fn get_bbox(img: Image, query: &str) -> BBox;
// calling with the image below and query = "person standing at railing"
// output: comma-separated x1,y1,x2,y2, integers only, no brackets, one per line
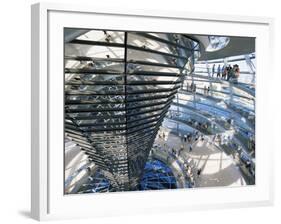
221,65,225,79
191,83,196,93
190,83,193,92
225,65,228,80
233,64,240,78
212,64,216,77
217,64,221,78
227,65,233,81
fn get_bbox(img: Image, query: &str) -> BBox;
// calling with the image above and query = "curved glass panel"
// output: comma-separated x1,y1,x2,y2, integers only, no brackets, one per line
140,160,177,190
206,36,230,52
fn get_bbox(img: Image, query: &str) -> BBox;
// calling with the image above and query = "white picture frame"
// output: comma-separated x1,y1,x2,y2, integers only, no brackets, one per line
31,2,274,221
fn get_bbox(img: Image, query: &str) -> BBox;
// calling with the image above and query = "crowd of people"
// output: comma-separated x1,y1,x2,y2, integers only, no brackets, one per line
184,63,241,96
212,63,240,81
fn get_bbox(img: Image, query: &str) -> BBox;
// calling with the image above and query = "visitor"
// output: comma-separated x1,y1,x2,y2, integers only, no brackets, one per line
201,134,204,141
190,83,193,92
189,144,193,152
226,65,230,80
197,168,202,177
217,134,222,145
221,65,225,79
204,85,207,95
180,145,184,154
188,134,192,143
158,133,162,139
227,65,233,81
233,64,240,83
212,64,215,77
87,167,91,174
217,64,221,78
